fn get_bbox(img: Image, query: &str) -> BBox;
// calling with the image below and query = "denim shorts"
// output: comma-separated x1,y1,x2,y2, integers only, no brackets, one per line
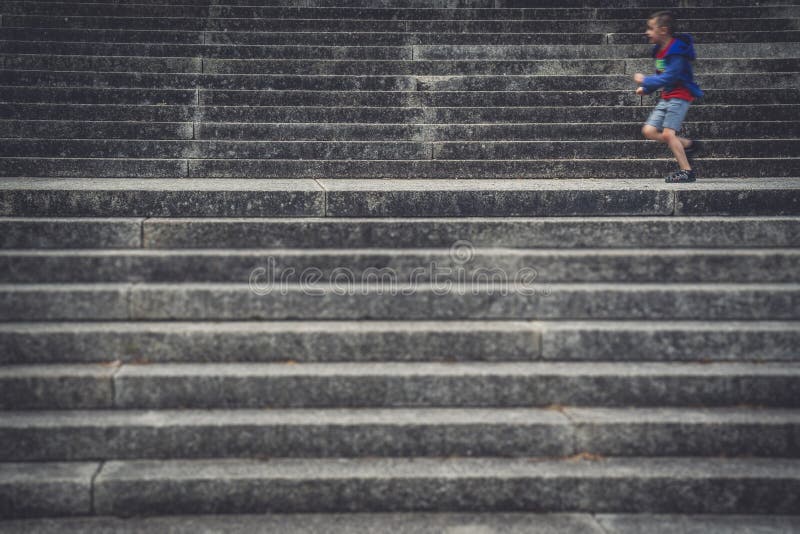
645,98,691,132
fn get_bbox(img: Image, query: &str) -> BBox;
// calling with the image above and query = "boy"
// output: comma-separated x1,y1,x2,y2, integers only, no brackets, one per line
633,11,704,183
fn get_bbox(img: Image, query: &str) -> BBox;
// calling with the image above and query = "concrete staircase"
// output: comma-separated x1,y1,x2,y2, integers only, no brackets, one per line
1,0,800,530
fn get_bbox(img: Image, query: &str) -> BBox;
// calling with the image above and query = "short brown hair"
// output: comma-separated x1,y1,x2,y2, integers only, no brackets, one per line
649,11,677,34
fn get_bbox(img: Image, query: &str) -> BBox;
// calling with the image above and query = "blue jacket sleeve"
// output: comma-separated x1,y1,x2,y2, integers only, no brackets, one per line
641,55,686,94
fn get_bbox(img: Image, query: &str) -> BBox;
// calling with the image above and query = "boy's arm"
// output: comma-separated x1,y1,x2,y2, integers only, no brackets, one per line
641,55,687,94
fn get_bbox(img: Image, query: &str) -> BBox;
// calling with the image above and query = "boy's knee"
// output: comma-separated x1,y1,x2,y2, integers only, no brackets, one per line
662,128,677,141
642,125,659,139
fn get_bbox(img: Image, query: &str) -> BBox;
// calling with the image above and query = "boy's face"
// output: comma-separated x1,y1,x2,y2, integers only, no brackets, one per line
645,18,670,45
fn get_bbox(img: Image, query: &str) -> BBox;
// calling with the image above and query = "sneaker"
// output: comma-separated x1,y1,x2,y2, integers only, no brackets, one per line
665,169,696,183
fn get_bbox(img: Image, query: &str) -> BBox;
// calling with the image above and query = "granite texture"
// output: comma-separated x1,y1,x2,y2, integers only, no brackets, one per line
0,283,129,321
4,514,800,533
112,361,800,409
567,407,800,457
2,407,798,461
0,178,325,217
0,42,414,60
0,513,607,533
0,463,97,518
0,218,142,249
0,364,116,410
2,249,796,283
0,320,540,364
0,408,572,461
141,217,800,248
596,514,800,534
92,457,800,514
540,321,800,361
124,283,800,321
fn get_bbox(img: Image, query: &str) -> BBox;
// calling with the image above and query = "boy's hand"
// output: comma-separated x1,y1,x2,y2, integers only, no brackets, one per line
636,87,645,95
634,73,645,84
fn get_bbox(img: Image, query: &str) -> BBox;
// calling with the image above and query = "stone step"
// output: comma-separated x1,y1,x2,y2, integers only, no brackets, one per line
2,320,798,365
416,43,800,60
0,157,188,178
4,55,799,75
0,119,195,139
203,120,797,141
0,71,417,90
435,139,800,159
4,214,800,250
171,6,800,20
4,178,800,217
376,105,800,124
2,407,799,461
2,41,798,60
540,321,800,363
0,28,207,44
2,249,798,284
81,457,800,515
0,218,143,248
3,71,795,91
2,361,800,409
197,89,800,107
192,158,800,179
4,15,797,33
12,0,799,6
598,515,800,534
0,462,96,518
1,282,798,321
0,320,542,364
1,514,799,534
0,139,441,159
3,88,799,107
4,3,799,20
0,363,117,409
0,457,797,517
0,54,207,73
6,87,194,107
2,139,797,160
6,157,797,179
4,119,799,141
0,28,601,45
417,74,800,91
1,2,212,17
137,215,800,247
609,30,800,44
3,27,799,46
207,59,798,75
2,157,799,178
0,104,196,121
0,42,416,60
2,103,796,124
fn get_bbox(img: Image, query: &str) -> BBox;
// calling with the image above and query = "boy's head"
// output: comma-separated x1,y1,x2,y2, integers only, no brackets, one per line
646,11,676,45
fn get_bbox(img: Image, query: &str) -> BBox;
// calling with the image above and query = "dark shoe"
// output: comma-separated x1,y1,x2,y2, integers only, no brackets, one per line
665,169,697,183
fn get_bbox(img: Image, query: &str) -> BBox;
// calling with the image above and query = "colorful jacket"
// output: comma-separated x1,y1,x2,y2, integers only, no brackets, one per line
641,33,704,98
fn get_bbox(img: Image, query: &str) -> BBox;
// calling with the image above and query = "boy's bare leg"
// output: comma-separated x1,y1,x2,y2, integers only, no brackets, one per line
641,125,692,169
662,128,691,170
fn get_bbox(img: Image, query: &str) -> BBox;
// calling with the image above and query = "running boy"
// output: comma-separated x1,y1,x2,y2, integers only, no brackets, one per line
633,11,704,183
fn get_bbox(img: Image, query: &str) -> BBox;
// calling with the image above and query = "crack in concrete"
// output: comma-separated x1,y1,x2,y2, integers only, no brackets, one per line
313,178,328,217
89,461,105,515
139,217,148,248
